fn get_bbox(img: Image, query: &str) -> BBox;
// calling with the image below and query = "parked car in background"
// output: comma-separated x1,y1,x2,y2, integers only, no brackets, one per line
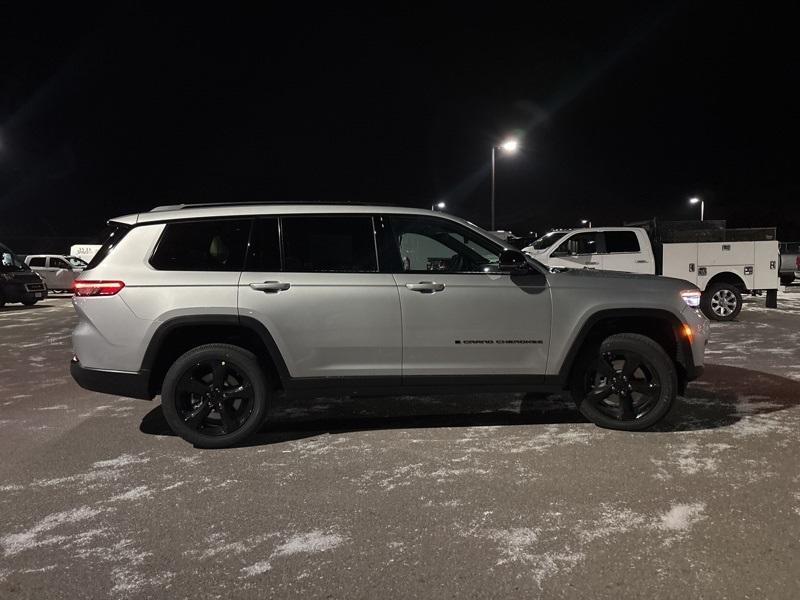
0,243,48,307
523,221,779,321
779,242,800,285
25,254,88,292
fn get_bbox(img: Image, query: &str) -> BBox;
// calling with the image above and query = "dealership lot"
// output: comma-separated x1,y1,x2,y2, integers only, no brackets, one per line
1,294,799,598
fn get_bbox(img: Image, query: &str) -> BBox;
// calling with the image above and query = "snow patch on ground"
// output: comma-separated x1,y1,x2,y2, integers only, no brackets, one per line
108,486,153,502
92,453,150,469
657,503,706,532
240,530,347,578
1,506,104,556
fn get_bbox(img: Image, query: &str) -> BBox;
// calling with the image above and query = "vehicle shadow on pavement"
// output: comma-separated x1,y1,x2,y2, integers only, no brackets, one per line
139,363,800,447
656,363,800,432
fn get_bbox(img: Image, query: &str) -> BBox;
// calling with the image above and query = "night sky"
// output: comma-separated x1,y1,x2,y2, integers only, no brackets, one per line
1,3,799,248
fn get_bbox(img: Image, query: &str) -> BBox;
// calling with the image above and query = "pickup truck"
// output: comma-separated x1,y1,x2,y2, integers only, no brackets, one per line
523,223,779,321
779,242,800,286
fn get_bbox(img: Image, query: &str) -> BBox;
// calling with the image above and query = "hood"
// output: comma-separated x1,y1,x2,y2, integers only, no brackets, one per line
547,267,695,291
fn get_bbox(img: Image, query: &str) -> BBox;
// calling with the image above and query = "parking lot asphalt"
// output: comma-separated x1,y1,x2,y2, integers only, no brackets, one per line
1,292,800,599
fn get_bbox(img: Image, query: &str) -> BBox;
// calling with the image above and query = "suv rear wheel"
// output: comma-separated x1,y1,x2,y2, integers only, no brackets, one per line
161,343,269,448
570,333,677,430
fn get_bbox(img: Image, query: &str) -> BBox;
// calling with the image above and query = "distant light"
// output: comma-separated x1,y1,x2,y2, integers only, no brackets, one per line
689,197,700,204
499,138,519,153
436,201,446,210
581,220,589,224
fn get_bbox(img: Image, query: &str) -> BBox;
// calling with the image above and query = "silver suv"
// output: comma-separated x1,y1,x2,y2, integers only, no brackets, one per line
70,203,710,448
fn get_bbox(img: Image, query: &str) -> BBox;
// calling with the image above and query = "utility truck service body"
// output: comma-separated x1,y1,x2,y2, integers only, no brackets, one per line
524,220,779,321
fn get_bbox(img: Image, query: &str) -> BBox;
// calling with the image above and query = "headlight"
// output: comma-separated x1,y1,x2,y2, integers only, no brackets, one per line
680,289,701,308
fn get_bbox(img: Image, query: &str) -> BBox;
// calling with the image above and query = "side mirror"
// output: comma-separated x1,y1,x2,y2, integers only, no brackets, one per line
499,249,529,273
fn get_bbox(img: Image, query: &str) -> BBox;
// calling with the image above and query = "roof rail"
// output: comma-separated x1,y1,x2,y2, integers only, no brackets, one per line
149,201,405,212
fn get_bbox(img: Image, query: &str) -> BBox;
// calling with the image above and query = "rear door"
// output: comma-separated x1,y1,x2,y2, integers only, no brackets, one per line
27,256,50,286
600,230,651,274
386,215,551,377
238,215,402,380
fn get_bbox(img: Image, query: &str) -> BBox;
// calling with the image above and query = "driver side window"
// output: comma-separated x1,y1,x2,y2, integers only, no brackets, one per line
389,217,502,273
554,232,599,256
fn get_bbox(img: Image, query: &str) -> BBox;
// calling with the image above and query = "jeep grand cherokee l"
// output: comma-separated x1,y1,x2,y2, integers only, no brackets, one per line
70,204,709,448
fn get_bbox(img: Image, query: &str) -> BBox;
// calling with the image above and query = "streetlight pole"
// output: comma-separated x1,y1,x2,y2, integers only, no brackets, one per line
491,146,496,230
689,197,704,221
490,137,519,231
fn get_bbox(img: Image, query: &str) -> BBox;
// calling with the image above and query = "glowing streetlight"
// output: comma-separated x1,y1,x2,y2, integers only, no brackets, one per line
581,219,592,228
491,137,520,230
689,197,704,221
431,201,446,211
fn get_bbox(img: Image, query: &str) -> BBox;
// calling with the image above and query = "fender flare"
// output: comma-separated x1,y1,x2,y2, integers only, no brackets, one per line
140,315,292,390
557,307,692,383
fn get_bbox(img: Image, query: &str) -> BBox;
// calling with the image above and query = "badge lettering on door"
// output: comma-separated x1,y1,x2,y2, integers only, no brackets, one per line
455,339,543,345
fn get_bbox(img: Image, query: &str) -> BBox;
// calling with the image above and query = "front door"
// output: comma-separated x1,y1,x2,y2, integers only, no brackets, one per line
386,215,551,377
238,215,402,380
547,231,601,270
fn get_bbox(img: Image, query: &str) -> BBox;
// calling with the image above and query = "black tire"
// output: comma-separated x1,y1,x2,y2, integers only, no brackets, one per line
780,275,795,286
22,299,38,306
700,282,742,321
570,333,677,431
0,293,5,308
161,343,269,448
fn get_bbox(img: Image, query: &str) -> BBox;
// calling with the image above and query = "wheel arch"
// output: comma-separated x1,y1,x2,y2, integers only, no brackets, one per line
558,308,693,393
141,315,290,396
705,271,748,291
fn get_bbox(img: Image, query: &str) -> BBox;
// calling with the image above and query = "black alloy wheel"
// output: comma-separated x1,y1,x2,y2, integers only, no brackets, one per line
175,359,255,436
580,349,662,422
161,344,269,448
571,333,676,431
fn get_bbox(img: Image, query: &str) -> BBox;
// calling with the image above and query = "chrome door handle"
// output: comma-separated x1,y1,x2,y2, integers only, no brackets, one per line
586,261,599,265
249,281,291,293
635,259,648,263
405,281,445,293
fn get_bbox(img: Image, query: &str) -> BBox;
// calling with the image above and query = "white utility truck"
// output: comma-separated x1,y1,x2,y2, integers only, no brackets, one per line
523,220,779,321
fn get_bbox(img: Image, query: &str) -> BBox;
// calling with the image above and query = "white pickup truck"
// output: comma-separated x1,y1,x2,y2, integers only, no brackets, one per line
523,223,779,321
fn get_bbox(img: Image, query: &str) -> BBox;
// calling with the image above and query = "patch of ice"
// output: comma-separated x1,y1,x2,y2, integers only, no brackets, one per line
241,560,272,576
36,404,70,411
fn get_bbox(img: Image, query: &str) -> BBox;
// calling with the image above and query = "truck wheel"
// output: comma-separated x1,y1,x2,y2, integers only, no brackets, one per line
161,343,269,448
701,282,742,321
780,275,795,286
22,299,38,306
570,333,676,431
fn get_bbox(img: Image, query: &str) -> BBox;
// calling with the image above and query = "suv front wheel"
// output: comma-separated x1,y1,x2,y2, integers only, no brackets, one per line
161,344,269,448
570,333,677,430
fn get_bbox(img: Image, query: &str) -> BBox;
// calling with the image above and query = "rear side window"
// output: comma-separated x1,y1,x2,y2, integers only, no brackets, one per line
29,257,46,267
150,219,250,271
51,257,71,269
85,223,131,270
245,218,281,271
604,231,640,253
282,216,377,272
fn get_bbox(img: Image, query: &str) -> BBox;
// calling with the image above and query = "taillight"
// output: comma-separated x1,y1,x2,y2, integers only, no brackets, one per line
72,280,125,296
796,256,800,269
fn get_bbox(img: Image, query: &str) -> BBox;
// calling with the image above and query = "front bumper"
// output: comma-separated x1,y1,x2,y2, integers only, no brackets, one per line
70,357,153,400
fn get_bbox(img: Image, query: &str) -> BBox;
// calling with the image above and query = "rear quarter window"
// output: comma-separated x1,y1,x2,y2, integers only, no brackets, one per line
85,224,132,270
150,219,251,271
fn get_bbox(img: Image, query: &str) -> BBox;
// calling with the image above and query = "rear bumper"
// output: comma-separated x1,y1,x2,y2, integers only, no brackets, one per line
1,283,48,303
70,358,153,400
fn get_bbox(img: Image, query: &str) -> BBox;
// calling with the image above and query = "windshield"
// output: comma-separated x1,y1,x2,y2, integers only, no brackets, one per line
67,256,89,268
530,231,567,250
0,244,30,272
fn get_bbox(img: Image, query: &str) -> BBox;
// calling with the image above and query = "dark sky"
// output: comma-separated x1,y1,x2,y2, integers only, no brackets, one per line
1,3,799,244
